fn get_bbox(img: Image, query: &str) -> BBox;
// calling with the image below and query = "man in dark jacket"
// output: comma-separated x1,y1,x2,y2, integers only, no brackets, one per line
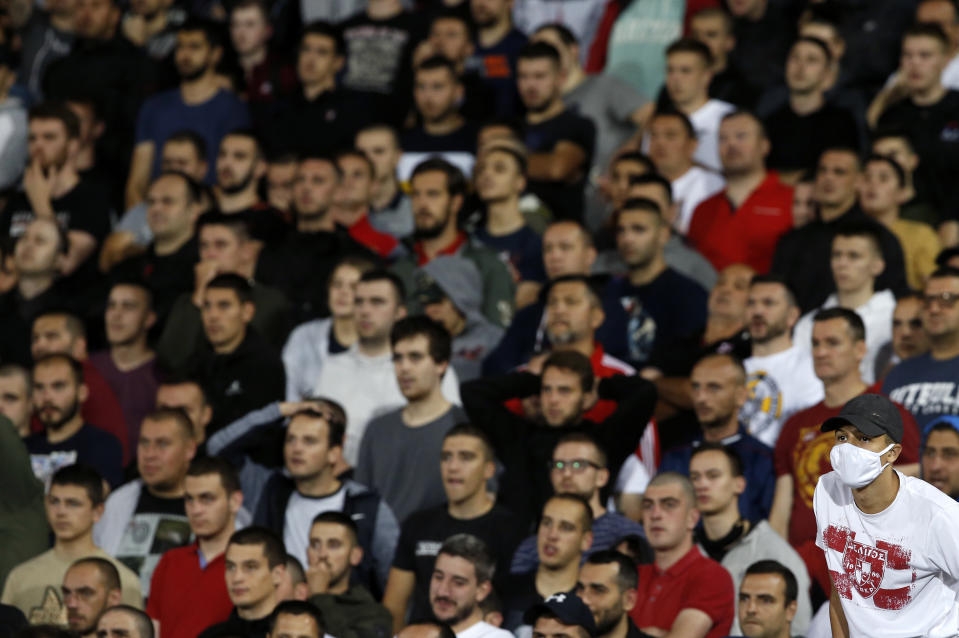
461,350,656,528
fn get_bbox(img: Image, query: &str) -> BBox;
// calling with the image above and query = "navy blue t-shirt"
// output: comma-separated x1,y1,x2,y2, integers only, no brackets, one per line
602,268,708,368
469,28,527,117
522,108,595,221
659,427,775,522
473,225,546,284
26,423,123,487
882,353,959,432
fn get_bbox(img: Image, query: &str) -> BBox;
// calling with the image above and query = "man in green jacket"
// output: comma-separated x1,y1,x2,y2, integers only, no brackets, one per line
306,511,392,638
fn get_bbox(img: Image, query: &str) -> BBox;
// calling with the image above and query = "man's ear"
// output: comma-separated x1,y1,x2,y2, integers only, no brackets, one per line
349,544,364,567
107,588,122,607
595,467,610,490
241,300,255,323
228,489,243,516
271,564,287,589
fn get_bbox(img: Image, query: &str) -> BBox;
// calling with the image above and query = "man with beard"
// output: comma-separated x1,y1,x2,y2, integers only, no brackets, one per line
25,355,123,488
214,130,267,215
94,409,197,596
740,275,823,446
462,344,656,528
1,103,111,285
922,418,959,501
356,316,466,524
516,42,594,221
391,158,514,328
399,56,477,181
89,281,160,452
602,197,708,370
125,18,250,208
576,551,645,638
471,0,527,117
62,558,123,638
429,534,512,638
658,353,773,522
686,111,793,274
303,512,392,638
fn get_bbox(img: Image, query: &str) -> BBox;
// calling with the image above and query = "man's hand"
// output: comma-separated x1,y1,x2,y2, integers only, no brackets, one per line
279,401,329,418
192,260,220,305
23,158,55,217
306,546,332,595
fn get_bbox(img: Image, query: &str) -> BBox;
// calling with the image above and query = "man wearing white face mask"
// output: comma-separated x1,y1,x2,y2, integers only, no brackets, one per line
814,393,959,638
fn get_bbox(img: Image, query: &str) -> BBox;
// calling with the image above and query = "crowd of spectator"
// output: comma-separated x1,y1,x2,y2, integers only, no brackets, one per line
2,0,959,636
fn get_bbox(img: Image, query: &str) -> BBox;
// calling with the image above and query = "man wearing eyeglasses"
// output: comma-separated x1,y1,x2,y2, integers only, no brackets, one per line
883,266,959,431
508,432,649,575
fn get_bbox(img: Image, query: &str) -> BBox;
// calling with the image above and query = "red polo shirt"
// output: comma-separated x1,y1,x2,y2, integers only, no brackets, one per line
147,542,232,638
687,171,793,273
630,546,734,638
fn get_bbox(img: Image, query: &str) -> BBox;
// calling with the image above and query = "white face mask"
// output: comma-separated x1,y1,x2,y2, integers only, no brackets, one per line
830,442,895,489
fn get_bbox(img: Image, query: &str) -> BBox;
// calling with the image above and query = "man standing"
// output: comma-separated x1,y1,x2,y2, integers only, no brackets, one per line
687,111,793,273
516,42,595,221
356,316,466,523
631,473,734,638
659,353,774,522
94,409,198,596
304,512,392,638
741,275,823,446
429,534,512,638
1,465,142,624
470,0,527,117
62,558,123,638
689,444,811,635
815,394,959,636
383,424,523,631
26,355,123,487
126,19,250,206
884,267,959,429
90,281,160,451
771,308,920,595
199,527,287,638
254,409,398,595
147,457,245,638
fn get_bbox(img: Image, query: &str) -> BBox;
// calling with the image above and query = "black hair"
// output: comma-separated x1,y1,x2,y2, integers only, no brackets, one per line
517,41,562,66
410,157,468,199
300,20,345,56
165,129,208,159
813,307,867,343
229,526,286,568
178,16,224,49
554,431,608,468
288,408,346,448
390,315,452,364
187,456,241,494
268,600,326,635
650,108,697,139
415,54,462,84
627,172,673,204
666,37,714,67
792,35,833,64
359,268,407,304
749,273,798,308
534,22,578,46
311,510,360,545
619,196,663,218
904,21,951,49
744,560,799,605
542,350,595,394
206,273,255,304
51,463,105,506
863,153,907,188
33,353,84,385
689,441,745,477
583,550,638,591
543,493,594,531
443,422,496,461
29,102,80,139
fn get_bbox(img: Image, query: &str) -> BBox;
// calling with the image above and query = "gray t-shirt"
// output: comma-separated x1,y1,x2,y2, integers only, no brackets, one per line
355,404,466,524
566,73,648,172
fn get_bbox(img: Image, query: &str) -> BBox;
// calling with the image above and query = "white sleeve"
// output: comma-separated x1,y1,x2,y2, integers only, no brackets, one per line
927,505,959,582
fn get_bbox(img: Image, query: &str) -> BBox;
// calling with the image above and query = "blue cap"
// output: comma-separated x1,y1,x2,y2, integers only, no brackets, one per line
924,415,959,439
524,593,597,637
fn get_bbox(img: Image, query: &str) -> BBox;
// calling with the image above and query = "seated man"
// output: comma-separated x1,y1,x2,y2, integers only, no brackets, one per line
62,558,123,637
736,561,803,638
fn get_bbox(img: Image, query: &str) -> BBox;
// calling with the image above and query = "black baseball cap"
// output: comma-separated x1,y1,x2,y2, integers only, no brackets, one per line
821,394,903,443
524,593,597,637
414,271,447,306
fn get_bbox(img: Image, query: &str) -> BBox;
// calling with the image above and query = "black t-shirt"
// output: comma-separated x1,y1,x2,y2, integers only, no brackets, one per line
112,236,198,325
503,573,576,630
267,88,373,157
135,489,186,515
878,90,959,216
765,102,860,173
401,122,478,154
522,108,595,221
393,504,525,623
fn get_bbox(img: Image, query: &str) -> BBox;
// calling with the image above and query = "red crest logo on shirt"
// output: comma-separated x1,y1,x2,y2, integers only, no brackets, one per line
841,540,887,598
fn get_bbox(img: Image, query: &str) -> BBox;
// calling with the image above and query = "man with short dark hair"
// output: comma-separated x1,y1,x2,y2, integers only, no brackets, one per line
97,605,155,638
922,417,959,500
147,457,246,638
576,551,641,638
689,444,811,635
90,281,160,451
229,0,296,122
883,267,959,430
874,292,930,379
332,149,401,259
356,316,467,523
737,561,800,638
254,409,399,596
0,364,33,437
2,465,141,624
26,355,124,488
193,273,285,433
94,409,198,596
267,600,326,638
687,111,793,274
305,512,392,638
516,41,595,221
383,424,523,632
126,19,250,207
62,558,123,637
631,473,734,637
356,124,412,238
392,158,515,328
199,526,287,638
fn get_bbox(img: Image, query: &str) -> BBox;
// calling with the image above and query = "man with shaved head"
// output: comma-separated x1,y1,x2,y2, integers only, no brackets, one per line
62,558,123,637
97,605,154,638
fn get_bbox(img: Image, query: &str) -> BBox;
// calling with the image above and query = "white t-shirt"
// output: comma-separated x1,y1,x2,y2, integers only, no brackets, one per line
283,486,347,570
689,99,735,172
457,620,514,638
742,344,824,447
814,470,959,637
671,165,725,235
792,290,896,385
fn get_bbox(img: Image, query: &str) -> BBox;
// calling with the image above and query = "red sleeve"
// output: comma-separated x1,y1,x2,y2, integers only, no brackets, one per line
686,559,735,637
774,416,797,477
897,405,921,464
81,364,131,465
585,0,623,73
146,553,167,620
